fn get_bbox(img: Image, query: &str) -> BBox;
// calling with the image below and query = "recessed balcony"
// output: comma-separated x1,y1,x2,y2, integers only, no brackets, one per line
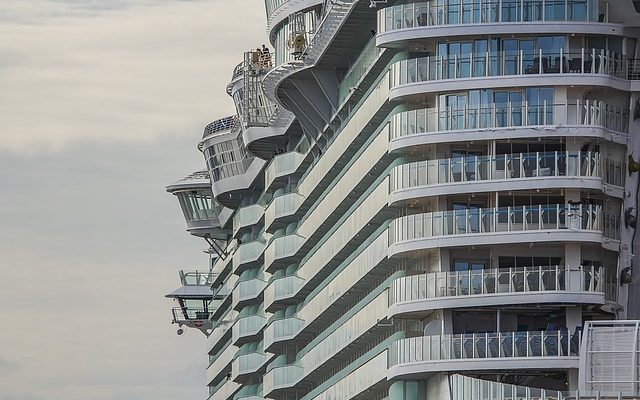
232,277,267,310
264,234,305,273
388,330,581,379
232,314,267,346
265,192,305,233
377,0,617,47
388,100,629,150
232,351,270,382
389,49,633,100
264,274,305,311
390,151,625,203
263,364,304,397
264,140,309,192
389,265,609,317
233,204,264,238
232,240,265,275
389,203,618,257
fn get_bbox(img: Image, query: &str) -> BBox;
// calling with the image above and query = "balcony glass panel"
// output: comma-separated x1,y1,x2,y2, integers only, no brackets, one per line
235,240,265,265
202,131,255,182
264,274,305,307
389,100,629,140
390,265,606,304
263,364,304,394
234,278,267,305
389,204,615,245
389,330,581,367
264,317,305,348
264,234,304,268
233,352,269,375
232,315,267,342
337,37,381,105
378,0,601,33
390,49,629,88
234,204,264,231
390,151,625,190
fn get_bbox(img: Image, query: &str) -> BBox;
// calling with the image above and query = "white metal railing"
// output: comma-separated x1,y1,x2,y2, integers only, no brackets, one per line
390,151,625,190
449,373,636,400
390,48,629,86
378,0,604,33
389,265,609,304
389,330,581,366
171,307,212,322
389,100,629,139
179,270,216,286
389,203,617,244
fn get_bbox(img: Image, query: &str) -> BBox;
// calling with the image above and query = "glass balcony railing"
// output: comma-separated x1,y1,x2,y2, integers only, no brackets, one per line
233,352,270,376
264,234,305,270
263,364,304,394
264,317,305,349
233,278,267,308
233,204,264,233
232,315,267,343
180,270,216,286
378,0,604,33
389,204,618,245
389,330,581,367
390,265,607,305
337,36,381,105
449,374,623,400
265,193,305,229
264,142,308,190
234,240,265,267
389,100,630,139
390,49,629,87
390,151,625,191
264,274,305,308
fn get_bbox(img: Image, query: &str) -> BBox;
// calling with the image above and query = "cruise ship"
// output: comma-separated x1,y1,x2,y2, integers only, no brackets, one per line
166,1,640,399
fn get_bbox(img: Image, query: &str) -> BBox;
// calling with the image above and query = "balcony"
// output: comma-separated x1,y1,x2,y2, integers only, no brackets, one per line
233,204,264,237
232,314,267,345
264,234,305,273
232,277,267,310
389,49,632,100
232,351,270,380
389,266,609,317
390,151,624,202
265,192,305,232
377,0,614,47
232,240,265,274
264,274,305,311
264,140,309,192
390,203,615,254
171,307,212,331
388,330,581,379
263,316,305,351
263,364,304,396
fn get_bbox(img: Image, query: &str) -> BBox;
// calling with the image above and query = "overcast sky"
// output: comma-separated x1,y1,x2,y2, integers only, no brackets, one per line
0,1,266,398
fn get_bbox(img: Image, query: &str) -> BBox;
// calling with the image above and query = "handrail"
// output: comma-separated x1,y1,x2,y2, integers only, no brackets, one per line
389,100,630,138
389,329,581,366
389,265,607,304
180,270,216,286
171,307,212,321
390,151,625,190
390,48,630,86
378,0,604,33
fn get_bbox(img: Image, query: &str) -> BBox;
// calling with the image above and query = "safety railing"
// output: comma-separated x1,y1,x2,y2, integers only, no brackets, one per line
263,364,304,394
234,240,266,266
264,274,305,307
264,234,305,270
171,307,212,322
264,317,305,348
389,330,581,366
232,314,267,343
448,374,636,400
233,204,264,234
179,270,216,286
233,278,267,307
389,265,605,304
337,36,381,104
390,151,625,190
390,49,629,86
389,100,629,139
378,0,604,33
233,352,270,376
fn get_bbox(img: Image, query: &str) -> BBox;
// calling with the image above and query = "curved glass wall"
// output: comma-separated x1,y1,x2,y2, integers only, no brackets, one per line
378,0,603,33
390,49,628,87
202,129,255,182
389,265,608,304
273,10,319,66
176,191,222,223
389,330,581,367
389,203,610,244
390,151,625,190
389,100,629,140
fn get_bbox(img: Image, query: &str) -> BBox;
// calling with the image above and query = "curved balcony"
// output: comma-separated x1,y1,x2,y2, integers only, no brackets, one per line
388,330,581,379
264,316,305,351
264,274,305,311
377,0,617,48
232,351,270,381
389,266,608,317
232,314,267,346
232,278,267,310
265,192,305,232
390,151,625,203
388,100,629,150
232,240,266,274
263,364,304,397
264,234,305,273
266,0,322,42
389,49,631,100
389,204,614,257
